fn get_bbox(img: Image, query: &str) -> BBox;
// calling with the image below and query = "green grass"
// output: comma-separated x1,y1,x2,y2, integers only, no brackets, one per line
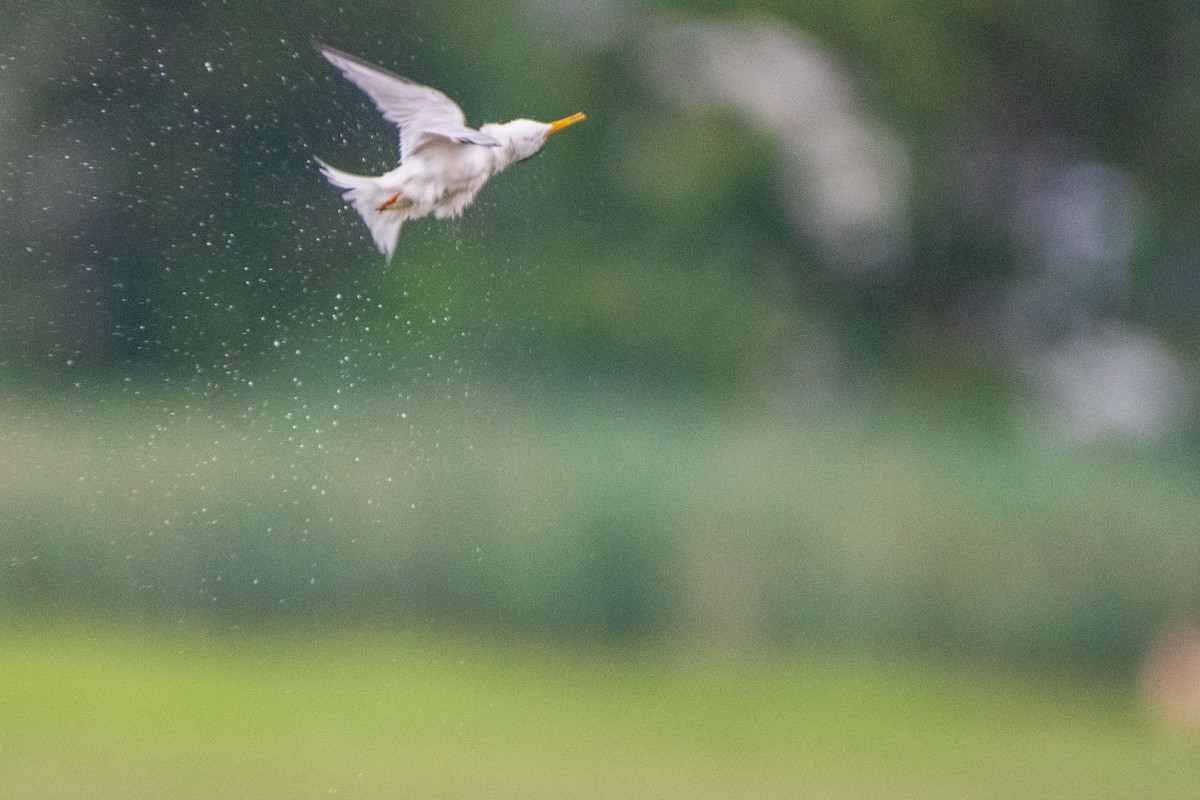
2,620,1198,799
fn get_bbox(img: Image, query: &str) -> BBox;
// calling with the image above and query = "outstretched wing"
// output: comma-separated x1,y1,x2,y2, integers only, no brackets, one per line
313,40,499,161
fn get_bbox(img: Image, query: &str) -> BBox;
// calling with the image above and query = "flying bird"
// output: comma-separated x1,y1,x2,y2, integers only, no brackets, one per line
312,40,586,262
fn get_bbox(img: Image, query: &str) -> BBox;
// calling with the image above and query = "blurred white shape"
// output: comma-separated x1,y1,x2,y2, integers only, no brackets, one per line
639,15,910,273
957,140,1183,440
964,144,1190,441
1034,324,1189,442
517,0,635,49
961,143,1143,342
1028,161,1136,275
1003,153,1139,336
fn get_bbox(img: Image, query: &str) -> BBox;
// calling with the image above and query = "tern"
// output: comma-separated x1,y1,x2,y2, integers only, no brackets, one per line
312,40,586,262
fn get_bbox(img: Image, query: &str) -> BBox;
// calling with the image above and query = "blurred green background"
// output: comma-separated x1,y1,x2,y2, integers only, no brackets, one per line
3,1,1200,796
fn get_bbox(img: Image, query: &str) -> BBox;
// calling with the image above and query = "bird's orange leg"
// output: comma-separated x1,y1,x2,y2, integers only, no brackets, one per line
378,192,403,212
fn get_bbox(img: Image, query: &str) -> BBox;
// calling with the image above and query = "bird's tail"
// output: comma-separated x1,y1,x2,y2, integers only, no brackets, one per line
313,157,404,263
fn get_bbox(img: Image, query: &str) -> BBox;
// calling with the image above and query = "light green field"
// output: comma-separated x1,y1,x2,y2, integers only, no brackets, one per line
2,621,1197,799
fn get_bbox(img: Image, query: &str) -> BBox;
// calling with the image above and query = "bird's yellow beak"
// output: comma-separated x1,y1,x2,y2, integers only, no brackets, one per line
546,112,586,136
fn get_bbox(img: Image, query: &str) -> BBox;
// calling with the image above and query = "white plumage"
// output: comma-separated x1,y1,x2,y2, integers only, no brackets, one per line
313,41,585,262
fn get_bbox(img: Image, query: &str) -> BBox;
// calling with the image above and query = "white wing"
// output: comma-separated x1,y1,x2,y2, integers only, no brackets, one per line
313,40,499,161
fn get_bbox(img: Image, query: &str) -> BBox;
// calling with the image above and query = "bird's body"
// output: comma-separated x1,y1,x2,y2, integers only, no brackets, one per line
313,41,585,261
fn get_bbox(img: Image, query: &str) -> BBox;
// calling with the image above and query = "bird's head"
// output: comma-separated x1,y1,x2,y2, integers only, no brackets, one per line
489,113,586,162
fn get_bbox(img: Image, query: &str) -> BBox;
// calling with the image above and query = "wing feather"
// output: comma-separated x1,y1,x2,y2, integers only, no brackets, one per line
313,40,499,160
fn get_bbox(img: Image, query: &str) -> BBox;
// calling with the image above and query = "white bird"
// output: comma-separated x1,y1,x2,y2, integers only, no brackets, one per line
312,41,586,262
